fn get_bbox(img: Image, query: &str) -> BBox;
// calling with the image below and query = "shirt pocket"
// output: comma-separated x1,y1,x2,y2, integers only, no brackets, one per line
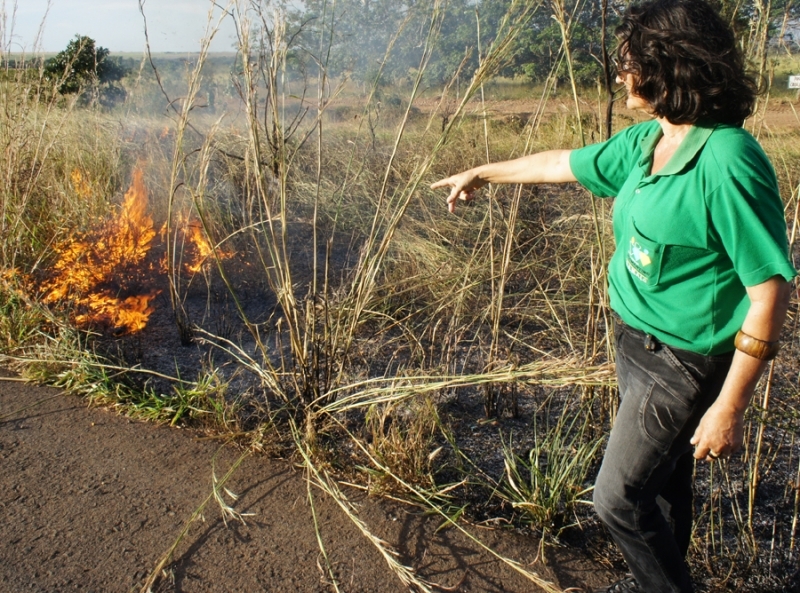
625,218,664,288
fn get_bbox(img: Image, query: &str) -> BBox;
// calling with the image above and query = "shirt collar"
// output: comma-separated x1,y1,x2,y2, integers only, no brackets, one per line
637,120,716,177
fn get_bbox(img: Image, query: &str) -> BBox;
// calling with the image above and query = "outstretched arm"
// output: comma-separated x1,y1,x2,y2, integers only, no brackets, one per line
430,149,576,213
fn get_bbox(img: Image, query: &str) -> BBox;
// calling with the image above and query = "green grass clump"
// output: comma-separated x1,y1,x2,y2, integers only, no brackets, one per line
499,398,603,538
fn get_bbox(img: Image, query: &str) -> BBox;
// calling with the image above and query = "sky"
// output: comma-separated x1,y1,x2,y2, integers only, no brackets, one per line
8,0,241,54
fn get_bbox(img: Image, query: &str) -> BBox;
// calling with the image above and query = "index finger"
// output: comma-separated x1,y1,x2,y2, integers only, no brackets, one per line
430,178,453,190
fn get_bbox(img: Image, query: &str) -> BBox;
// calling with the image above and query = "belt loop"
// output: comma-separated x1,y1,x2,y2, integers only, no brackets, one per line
644,334,658,352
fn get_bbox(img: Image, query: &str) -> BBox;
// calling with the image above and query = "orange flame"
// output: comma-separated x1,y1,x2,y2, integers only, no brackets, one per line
42,168,160,334
186,220,232,274
70,169,93,200
74,293,158,333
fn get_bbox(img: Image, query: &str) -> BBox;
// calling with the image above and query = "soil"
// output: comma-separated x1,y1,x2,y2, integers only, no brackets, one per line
0,373,617,593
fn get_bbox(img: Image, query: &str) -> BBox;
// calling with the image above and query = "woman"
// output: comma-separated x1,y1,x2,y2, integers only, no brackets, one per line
431,1,796,592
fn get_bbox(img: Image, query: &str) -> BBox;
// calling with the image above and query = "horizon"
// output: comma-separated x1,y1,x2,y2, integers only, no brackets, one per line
9,0,240,54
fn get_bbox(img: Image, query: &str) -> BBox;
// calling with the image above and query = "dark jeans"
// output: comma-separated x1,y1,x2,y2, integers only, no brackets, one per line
594,318,733,593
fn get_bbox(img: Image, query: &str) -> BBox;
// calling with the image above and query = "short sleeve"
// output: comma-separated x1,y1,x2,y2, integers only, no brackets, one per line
569,121,655,197
707,175,797,286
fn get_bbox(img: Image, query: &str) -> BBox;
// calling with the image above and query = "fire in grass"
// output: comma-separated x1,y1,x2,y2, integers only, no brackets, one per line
175,214,233,275
41,168,161,334
41,168,235,335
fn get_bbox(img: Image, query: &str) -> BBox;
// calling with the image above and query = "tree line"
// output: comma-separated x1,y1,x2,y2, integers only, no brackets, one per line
286,0,800,86
35,0,800,110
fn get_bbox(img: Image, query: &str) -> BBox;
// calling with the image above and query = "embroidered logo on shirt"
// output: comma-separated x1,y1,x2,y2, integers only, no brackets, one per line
627,236,652,283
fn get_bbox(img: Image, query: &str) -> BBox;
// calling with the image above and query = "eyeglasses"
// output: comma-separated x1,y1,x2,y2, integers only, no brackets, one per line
612,56,635,74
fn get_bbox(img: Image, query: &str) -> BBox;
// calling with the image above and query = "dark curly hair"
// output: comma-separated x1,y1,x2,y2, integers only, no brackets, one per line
615,0,757,126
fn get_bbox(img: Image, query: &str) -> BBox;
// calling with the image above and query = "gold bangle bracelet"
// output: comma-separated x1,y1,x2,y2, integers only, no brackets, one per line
734,330,781,361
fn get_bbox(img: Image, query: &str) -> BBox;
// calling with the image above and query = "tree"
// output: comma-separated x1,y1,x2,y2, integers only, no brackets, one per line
44,35,127,105
290,0,421,82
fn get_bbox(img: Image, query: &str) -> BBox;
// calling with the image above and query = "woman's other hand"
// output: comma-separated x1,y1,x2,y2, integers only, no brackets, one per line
690,276,792,461
690,402,745,461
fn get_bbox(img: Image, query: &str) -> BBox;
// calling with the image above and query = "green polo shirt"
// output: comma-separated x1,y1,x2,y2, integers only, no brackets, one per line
570,119,796,355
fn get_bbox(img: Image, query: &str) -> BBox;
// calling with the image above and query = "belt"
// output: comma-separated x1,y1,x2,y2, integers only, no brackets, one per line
612,314,733,367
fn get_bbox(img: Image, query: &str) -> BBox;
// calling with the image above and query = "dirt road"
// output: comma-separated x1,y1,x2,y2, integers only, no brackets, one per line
0,376,612,592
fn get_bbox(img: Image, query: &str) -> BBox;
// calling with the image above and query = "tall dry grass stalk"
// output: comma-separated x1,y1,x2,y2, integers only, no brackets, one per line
139,0,234,344
552,0,612,369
